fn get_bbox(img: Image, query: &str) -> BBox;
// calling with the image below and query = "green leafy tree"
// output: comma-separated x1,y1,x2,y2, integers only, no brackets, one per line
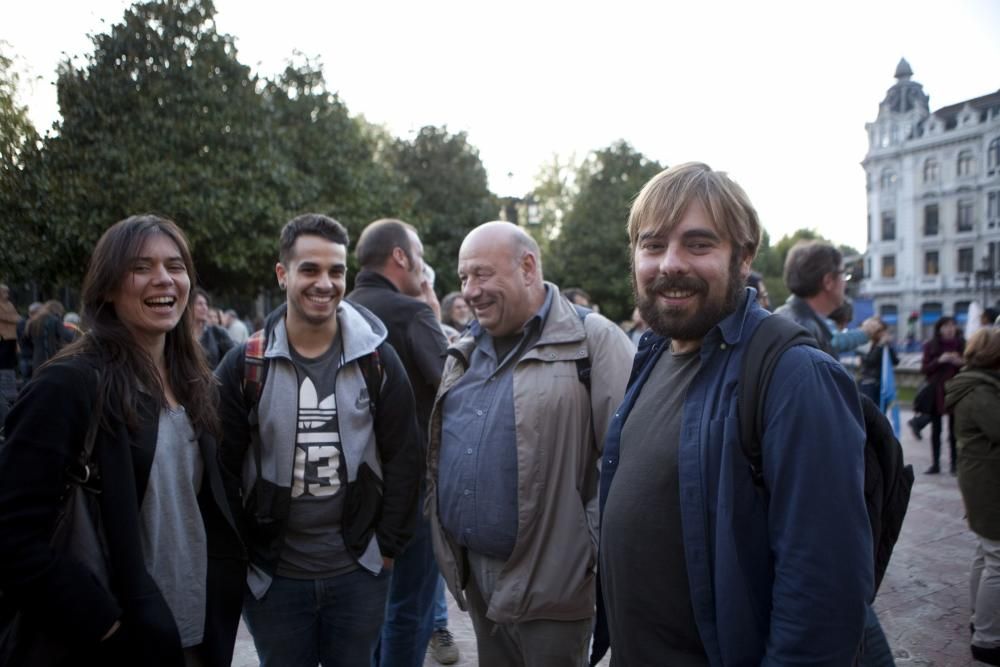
389,126,496,294
526,153,578,259
260,57,405,246
18,0,296,292
549,140,663,323
0,44,41,285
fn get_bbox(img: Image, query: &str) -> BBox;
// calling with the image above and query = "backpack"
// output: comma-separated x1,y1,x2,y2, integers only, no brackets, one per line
242,328,383,417
737,314,914,593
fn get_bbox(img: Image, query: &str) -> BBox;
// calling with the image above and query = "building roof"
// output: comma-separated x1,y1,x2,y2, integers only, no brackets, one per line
931,89,1000,127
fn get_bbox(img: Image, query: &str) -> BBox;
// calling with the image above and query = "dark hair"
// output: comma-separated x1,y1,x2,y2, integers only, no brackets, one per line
783,241,842,298
440,291,465,328
59,214,219,437
192,287,211,306
279,214,350,265
562,288,591,306
983,307,1000,325
827,299,854,329
27,299,65,337
355,219,414,270
932,315,959,342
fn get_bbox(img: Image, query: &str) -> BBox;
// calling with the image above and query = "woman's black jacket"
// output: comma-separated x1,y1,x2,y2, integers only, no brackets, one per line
0,353,246,666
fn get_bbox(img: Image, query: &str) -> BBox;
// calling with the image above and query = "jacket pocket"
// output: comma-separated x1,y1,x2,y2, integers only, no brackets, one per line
344,463,383,558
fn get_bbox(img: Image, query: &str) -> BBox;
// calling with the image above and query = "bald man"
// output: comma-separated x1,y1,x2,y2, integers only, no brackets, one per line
425,222,634,666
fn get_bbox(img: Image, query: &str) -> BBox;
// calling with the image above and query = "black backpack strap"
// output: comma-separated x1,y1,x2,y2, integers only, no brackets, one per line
737,315,818,488
572,304,592,392
356,346,383,419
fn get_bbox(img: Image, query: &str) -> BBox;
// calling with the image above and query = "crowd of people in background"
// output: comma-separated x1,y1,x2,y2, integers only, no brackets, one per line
0,162,998,667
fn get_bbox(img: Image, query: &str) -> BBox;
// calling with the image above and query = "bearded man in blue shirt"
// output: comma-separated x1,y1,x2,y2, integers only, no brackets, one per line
598,162,872,666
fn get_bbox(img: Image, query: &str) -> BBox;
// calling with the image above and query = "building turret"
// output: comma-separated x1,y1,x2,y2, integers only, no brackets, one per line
867,58,930,150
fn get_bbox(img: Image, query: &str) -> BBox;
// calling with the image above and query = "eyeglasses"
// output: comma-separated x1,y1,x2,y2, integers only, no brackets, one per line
837,270,853,282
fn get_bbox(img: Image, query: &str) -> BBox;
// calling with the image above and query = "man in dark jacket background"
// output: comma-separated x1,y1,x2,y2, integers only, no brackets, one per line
348,218,451,667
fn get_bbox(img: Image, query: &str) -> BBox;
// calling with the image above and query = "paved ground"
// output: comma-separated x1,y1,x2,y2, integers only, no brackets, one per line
232,407,981,666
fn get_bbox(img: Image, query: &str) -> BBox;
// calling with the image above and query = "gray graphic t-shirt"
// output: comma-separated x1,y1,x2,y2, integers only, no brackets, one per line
277,336,358,578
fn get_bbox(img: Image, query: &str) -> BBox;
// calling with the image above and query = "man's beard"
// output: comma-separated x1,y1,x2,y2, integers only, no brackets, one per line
634,252,745,342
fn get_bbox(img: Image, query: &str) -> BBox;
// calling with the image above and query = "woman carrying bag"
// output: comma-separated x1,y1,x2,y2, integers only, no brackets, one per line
0,215,245,666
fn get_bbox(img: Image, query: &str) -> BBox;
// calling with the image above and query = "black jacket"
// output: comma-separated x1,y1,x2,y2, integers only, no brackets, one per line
0,354,246,666
348,270,448,436
215,303,421,589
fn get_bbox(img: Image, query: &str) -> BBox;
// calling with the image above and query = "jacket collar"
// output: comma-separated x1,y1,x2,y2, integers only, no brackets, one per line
354,269,400,293
262,300,388,364
454,282,583,362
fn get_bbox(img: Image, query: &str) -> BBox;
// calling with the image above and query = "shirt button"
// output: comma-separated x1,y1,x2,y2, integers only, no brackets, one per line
464,489,471,496
720,343,727,350
466,448,473,455
475,409,484,416
547,353,556,359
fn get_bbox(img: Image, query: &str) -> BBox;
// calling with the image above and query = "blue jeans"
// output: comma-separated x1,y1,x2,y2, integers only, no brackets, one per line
433,575,449,631
378,507,439,667
860,605,895,667
243,569,390,667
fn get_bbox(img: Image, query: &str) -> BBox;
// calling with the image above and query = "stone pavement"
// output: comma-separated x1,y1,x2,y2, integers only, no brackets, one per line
232,407,980,667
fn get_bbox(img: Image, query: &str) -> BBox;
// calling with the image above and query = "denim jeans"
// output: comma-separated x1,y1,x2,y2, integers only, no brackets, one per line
860,605,896,667
433,575,449,631
243,569,390,667
377,505,439,667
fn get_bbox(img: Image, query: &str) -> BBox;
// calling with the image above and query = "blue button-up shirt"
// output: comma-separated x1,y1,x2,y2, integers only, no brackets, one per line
437,286,554,559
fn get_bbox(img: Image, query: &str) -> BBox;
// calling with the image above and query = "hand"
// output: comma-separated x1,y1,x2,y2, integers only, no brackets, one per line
943,351,963,365
419,280,442,321
860,317,883,339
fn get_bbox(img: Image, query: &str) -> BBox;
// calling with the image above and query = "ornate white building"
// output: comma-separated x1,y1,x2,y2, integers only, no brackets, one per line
861,59,1000,339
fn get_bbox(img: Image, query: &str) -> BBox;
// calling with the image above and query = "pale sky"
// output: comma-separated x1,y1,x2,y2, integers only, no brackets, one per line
4,0,1000,251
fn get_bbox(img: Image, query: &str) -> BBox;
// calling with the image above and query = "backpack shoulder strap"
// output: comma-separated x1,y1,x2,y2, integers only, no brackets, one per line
242,329,268,412
738,315,818,487
572,304,593,392
356,345,384,418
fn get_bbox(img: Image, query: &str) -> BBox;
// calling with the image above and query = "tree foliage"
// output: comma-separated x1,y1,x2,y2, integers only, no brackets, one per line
525,154,578,259
548,140,663,323
4,1,400,297
388,126,496,294
0,44,41,285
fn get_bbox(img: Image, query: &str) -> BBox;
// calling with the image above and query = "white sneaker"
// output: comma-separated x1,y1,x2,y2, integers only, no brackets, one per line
429,627,459,664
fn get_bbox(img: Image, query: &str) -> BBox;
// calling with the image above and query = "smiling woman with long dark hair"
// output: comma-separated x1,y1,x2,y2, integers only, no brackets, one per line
0,214,245,666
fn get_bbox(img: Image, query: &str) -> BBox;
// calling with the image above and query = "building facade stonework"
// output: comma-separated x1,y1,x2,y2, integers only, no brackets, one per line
862,58,1000,340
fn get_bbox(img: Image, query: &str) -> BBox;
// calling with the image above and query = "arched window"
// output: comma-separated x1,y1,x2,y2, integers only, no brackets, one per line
923,158,939,183
988,137,1000,173
957,150,975,177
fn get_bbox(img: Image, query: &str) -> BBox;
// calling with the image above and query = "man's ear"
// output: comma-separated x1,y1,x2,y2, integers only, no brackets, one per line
738,247,754,279
391,246,409,270
275,262,287,290
520,252,538,284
